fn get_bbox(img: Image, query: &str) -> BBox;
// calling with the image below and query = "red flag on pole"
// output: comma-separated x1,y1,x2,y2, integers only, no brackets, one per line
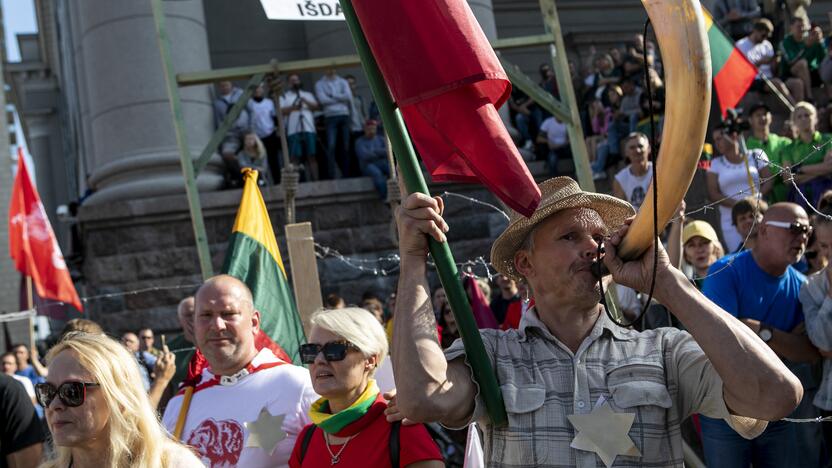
352,0,541,217
8,149,83,311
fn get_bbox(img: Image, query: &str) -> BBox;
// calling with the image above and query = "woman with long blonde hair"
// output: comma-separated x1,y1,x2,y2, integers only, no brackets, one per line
38,332,201,468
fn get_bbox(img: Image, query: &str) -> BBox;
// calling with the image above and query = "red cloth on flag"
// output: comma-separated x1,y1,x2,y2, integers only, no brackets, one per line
8,149,82,311
352,0,541,217
463,274,498,329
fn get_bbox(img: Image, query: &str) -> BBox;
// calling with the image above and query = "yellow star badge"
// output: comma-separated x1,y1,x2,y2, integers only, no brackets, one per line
244,408,287,455
567,401,641,467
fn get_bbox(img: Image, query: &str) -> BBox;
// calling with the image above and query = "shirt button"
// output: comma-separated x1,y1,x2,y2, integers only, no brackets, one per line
577,401,586,409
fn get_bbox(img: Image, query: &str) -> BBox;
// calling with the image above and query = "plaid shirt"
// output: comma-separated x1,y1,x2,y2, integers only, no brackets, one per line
445,308,766,467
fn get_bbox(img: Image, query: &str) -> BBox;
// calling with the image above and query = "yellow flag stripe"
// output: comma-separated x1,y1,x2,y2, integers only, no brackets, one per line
230,169,286,275
701,6,713,30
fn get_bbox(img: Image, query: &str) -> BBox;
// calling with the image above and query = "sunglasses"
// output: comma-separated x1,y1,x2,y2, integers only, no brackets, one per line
299,341,359,365
35,381,100,408
805,251,819,260
764,220,813,236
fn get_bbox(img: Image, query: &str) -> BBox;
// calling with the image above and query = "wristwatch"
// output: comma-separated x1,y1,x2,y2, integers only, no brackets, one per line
758,324,774,343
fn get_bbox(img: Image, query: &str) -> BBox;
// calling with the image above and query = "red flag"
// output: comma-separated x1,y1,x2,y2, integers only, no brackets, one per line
703,9,758,117
352,0,541,217
8,149,82,311
463,274,498,329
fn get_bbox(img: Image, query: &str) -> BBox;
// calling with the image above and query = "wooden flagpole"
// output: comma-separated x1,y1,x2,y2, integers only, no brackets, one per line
25,276,34,350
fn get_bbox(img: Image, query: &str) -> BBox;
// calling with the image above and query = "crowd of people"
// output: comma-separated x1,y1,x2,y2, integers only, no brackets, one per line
213,70,391,200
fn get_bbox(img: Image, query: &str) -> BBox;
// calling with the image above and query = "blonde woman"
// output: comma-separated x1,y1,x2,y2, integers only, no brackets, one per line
38,332,201,468
290,308,443,467
782,101,832,208
237,131,269,177
667,205,725,289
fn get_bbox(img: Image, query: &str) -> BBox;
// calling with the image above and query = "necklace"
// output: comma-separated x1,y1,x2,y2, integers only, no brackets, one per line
323,432,354,465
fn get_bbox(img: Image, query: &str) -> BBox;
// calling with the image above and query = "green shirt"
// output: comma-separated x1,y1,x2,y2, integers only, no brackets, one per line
747,133,792,202
784,131,831,167
780,35,827,72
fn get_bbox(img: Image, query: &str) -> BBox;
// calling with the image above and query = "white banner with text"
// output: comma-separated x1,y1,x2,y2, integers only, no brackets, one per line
260,0,345,21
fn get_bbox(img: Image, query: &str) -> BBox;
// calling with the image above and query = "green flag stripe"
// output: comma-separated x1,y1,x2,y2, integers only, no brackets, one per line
222,231,306,364
707,25,734,73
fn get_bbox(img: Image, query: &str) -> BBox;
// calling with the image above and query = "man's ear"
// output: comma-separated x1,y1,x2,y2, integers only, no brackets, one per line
514,249,533,280
251,309,261,334
366,354,378,371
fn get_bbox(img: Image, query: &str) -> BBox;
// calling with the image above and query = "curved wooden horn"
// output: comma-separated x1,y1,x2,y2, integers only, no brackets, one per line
617,0,712,260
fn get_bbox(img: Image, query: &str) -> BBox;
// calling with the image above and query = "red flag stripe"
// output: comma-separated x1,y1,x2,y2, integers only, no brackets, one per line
713,48,757,117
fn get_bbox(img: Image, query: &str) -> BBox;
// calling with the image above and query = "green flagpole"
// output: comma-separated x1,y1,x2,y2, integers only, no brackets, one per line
340,0,507,426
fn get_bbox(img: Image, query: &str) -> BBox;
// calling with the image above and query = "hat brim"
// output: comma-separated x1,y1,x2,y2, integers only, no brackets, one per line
490,192,635,282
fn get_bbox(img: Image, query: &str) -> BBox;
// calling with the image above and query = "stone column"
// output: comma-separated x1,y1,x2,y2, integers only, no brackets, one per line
77,0,223,206
468,0,499,41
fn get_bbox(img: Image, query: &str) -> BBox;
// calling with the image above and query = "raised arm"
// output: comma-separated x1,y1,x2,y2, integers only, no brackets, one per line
604,225,802,421
392,193,477,427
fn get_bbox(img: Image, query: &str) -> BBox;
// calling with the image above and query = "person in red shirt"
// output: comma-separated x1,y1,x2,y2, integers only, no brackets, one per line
290,308,443,467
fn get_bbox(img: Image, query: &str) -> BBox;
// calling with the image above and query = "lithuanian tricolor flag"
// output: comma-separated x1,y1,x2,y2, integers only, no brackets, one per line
703,8,758,117
222,168,305,364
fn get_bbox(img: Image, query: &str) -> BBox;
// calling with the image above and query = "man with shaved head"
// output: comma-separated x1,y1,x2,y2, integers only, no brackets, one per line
702,202,823,466
162,275,317,467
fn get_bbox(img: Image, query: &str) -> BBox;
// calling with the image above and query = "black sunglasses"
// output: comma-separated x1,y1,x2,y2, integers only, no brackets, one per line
299,341,359,365
35,381,100,408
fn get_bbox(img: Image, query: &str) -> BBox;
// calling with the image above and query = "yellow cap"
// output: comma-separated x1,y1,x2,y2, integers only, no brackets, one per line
683,220,720,245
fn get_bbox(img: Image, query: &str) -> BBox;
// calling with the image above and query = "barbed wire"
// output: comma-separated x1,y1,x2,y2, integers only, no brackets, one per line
440,191,511,221
1,283,202,317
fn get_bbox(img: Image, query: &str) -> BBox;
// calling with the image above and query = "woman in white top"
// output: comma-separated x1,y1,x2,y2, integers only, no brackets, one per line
706,126,773,252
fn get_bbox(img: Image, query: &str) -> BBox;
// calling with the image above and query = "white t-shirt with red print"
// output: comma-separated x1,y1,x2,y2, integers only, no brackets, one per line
163,348,318,468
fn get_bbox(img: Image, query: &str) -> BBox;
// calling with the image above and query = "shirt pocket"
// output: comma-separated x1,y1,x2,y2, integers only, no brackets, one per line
606,362,673,464
492,383,546,466
607,363,672,409
502,382,546,414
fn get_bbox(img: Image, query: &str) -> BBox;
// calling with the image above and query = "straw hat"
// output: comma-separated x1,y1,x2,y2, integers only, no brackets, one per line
490,177,635,282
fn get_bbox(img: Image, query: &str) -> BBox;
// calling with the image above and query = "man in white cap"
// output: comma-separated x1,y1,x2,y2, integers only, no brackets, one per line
391,177,803,467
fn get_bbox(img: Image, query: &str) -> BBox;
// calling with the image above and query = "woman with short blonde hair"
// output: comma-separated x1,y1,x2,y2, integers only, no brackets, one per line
290,308,443,467
38,332,201,468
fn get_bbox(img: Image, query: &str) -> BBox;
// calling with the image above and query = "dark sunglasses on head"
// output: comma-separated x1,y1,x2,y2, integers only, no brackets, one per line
764,220,813,236
35,381,99,408
299,341,359,365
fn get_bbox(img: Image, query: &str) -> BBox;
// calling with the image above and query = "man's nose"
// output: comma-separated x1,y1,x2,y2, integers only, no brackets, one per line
582,237,602,258
208,314,227,331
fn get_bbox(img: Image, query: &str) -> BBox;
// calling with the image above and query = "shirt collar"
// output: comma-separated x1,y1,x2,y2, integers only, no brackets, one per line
204,347,276,382
519,305,636,343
